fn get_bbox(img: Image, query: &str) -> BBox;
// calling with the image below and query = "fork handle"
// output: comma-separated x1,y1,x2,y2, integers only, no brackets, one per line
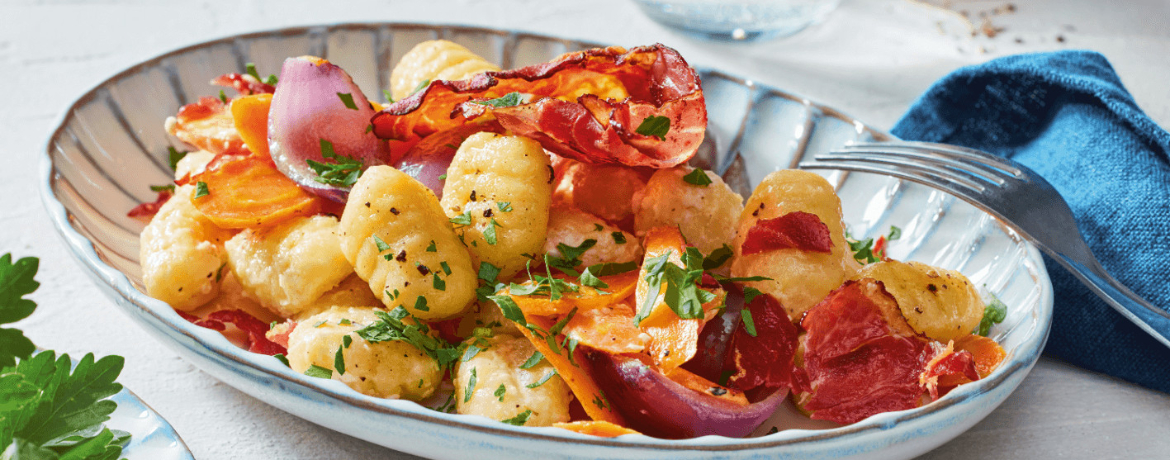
1050,253,1170,349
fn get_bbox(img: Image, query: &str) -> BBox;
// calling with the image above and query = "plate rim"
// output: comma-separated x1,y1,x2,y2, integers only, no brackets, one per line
39,21,1054,453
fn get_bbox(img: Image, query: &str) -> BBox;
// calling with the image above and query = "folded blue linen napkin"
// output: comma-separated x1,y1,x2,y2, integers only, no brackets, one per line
891,50,1170,394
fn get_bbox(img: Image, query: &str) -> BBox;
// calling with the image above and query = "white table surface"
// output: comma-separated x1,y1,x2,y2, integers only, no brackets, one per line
5,0,1170,458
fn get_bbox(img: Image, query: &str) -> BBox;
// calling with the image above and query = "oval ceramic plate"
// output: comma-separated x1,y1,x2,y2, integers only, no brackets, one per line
40,23,1052,460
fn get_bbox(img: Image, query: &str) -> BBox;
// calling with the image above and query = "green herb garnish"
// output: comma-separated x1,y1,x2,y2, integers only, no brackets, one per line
337,92,359,110
682,168,712,186
471,92,524,108
526,370,558,389
306,139,364,187
167,146,188,171
304,365,332,379
741,309,758,337
519,351,544,370
635,115,670,140
500,409,532,426
977,292,1008,336
194,181,210,198
464,367,477,402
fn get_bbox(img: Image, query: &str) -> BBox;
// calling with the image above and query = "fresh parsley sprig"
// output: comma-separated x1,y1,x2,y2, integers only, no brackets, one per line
0,254,131,459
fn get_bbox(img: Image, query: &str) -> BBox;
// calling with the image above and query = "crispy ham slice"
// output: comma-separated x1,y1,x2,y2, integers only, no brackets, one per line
371,44,706,168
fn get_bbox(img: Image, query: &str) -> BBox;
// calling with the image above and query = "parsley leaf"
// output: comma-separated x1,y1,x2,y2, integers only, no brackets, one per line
464,367,477,402
412,79,431,95
526,370,558,389
166,146,188,171
741,309,758,337
354,307,461,370
13,351,125,447
500,409,532,426
194,181,210,199
334,345,346,375
382,89,394,103
519,351,544,370
274,354,290,367
611,232,627,245
306,139,364,187
497,202,513,212
578,262,638,290
218,89,228,103
888,225,903,241
490,295,527,328
304,365,332,379
471,92,525,108
461,344,483,363
0,254,39,367
494,384,506,402
337,92,359,110
450,211,472,226
742,287,764,305
150,184,175,193
977,292,1008,336
372,235,392,252
425,241,437,252
484,218,501,245
682,168,712,186
702,244,733,270
635,115,670,140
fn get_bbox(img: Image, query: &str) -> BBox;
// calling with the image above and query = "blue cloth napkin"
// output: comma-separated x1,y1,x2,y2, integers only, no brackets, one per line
891,51,1170,394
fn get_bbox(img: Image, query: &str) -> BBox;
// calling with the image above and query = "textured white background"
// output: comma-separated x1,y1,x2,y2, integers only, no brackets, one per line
5,0,1170,459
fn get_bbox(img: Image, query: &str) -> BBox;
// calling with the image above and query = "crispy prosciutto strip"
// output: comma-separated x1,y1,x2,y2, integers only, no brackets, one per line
741,211,833,256
726,292,800,392
798,279,928,424
179,309,287,355
172,97,245,154
920,341,979,400
371,44,706,168
127,188,173,220
212,73,276,95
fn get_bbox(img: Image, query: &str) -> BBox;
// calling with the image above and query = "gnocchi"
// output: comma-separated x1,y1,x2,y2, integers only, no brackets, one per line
139,184,230,311
633,166,744,255
287,306,442,400
856,260,985,341
441,132,552,279
224,215,353,318
389,40,500,101
454,335,572,426
730,169,860,320
544,204,641,267
339,165,477,320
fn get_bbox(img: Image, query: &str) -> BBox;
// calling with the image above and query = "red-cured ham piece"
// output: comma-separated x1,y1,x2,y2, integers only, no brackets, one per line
726,292,800,392
799,279,927,424
921,342,979,400
127,188,173,219
180,309,287,355
212,73,276,95
371,44,706,168
740,211,833,256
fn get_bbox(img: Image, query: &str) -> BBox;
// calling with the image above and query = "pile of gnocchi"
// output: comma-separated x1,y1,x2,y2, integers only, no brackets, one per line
136,40,1006,439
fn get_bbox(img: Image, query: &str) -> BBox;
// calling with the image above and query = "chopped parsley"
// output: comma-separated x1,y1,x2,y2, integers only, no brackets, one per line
413,296,430,312
218,89,228,103
635,115,670,140
682,168,712,186
471,92,524,108
494,384,506,402
489,295,527,328
526,370,558,388
426,240,437,252
742,286,764,305
450,211,472,226
274,353,290,367
519,351,544,370
412,79,431,95
578,261,638,289
484,219,501,245
463,367,477,402
337,92,359,110
440,261,452,275
382,89,394,103
611,232,627,244
634,249,719,326
438,174,448,180
977,291,1008,336
245,62,278,86
167,146,189,170
304,365,332,379
703,244,734,270
433,274,446,291
334,345,346,375
500,409,532,426
497,202,513,212
461,344,483,362
373,235,392,252
741,309,758,337
150,184,175,193
194,181,210,198
846,225,903,264
354,306,461,369
306,139,364,187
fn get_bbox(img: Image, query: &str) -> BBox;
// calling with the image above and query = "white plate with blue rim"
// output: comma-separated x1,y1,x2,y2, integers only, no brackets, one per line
40,23,1052,460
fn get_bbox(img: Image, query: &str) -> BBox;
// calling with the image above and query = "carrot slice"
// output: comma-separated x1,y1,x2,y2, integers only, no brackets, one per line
504,270,639,317
562,299,647,354
663,366,748,406
635,226,723,372
954,333,1007,378
230,93,272,159
190,153,321,229
553,420,640,437
514,315,625,425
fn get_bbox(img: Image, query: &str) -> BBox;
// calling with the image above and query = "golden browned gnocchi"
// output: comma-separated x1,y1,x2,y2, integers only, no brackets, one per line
633,166,744,255
544,204,641,267
224,215,353,318
454,335,572,426
287,306,442,401
139,184,231,311
441,132,552,279
456,300,522,338
731,169,860,320
856,260,984,341
339,165,476,320
389,40,500,101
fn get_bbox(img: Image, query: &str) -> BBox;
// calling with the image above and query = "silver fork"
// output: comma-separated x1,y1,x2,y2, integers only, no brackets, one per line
799,141,1170,349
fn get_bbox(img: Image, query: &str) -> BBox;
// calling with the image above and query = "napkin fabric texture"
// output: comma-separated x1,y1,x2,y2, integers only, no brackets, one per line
891,51,1170,394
